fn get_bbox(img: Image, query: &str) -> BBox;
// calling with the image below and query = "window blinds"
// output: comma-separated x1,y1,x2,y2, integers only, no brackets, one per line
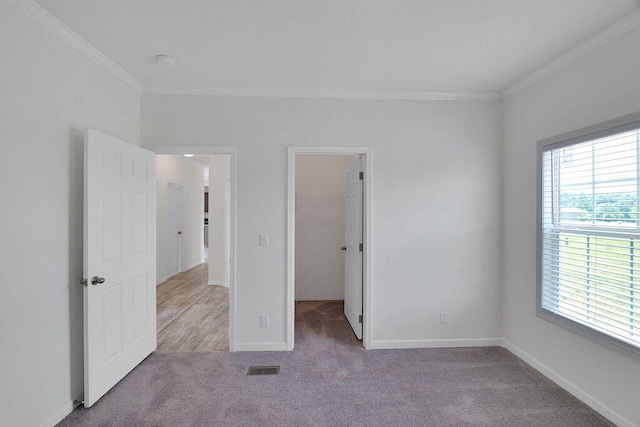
540,128,640,350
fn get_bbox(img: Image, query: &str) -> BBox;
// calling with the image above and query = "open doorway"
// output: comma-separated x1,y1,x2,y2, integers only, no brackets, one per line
294,154,362,348
154,152,233,352
287,147,373,351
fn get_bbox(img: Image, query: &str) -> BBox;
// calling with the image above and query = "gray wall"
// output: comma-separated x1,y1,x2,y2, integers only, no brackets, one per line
502,25,640,426
142,94,503,348
0,2,141,426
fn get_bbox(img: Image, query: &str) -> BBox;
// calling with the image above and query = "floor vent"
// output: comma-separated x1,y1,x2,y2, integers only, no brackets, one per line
247,366,280,376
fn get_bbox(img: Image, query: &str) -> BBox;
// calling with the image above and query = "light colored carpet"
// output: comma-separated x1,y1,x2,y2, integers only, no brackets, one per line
58,301,612,426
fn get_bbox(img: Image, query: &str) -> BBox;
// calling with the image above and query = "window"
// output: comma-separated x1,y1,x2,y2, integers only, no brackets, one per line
538,113,640,356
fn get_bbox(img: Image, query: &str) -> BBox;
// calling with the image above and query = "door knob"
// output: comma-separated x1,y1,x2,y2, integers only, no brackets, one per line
178,231,182,235
340,246,347,251
91,276,105,286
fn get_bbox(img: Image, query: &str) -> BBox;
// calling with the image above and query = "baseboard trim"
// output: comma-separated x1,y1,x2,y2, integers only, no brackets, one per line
40,397,81,427
235,342,287,352
208,280,228,287
38,339,631,426
181,261,201,272
294,297,344,301
500,339,633,427
369,338,502,350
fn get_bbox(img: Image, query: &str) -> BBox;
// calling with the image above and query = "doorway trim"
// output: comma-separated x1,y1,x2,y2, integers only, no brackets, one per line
148,146,238,352
287,146,373,351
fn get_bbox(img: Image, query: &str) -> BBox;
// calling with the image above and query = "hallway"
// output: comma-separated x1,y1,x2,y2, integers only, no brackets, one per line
156,263,229,352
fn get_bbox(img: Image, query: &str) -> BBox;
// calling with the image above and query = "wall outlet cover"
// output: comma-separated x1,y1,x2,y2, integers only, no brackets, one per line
440,312,449,324
259,314,270,327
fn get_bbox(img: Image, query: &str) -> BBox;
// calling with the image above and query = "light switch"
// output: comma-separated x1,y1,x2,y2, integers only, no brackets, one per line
259,233,269,247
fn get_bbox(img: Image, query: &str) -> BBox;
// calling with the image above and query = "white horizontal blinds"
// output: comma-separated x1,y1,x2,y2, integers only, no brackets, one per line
555,130,640,225
541,128,640,349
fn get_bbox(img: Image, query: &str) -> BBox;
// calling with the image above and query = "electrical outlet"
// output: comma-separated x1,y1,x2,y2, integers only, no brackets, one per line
259,315,270,327
259,233,269,247
440,312,449,324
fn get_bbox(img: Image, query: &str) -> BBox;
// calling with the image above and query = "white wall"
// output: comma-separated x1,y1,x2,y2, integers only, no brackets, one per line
208,155,230,286
295,155,353,300
142,95,503,348
0,2,141,426
502,26,640,426
156,155,205,284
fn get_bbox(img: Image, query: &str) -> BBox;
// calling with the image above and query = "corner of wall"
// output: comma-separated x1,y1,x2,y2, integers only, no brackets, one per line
499,339,634,427
38,397,82,427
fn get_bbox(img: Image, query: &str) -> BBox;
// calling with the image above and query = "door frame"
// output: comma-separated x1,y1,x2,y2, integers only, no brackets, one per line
286,146,373,351
148,146,238,352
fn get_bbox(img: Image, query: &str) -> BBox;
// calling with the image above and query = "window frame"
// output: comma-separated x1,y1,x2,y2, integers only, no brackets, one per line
536,112,640,358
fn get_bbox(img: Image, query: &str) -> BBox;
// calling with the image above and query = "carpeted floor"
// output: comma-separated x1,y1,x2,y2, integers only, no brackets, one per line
58,301,613,426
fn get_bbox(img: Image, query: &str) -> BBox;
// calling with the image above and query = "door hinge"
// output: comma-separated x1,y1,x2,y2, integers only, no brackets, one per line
359,243,363,252
358,314,363,323
359,172,364,180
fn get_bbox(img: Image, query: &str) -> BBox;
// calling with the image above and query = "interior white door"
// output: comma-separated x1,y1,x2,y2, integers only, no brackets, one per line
83,129,156,407
344,156,363,339
166,183,183,278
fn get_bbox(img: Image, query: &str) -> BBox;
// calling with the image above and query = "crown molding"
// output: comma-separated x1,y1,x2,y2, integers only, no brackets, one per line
15,0,635,101
503,8,640,97
142,86,499,101
8,0,143,92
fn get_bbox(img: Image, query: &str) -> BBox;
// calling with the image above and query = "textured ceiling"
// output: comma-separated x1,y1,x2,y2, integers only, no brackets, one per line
33,0,640,94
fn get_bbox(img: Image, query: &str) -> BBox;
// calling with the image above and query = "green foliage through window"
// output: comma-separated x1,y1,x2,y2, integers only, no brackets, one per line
560,192,639,223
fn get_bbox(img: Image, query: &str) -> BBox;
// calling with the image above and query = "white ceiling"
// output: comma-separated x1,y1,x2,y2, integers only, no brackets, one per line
32,0,640,95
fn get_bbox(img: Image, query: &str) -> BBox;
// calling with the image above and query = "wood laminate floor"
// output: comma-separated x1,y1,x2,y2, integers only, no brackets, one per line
156,263,229,352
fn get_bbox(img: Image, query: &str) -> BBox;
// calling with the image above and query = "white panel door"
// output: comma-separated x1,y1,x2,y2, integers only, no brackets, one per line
166,183,183,278
83,129,156,407
344,157,363,339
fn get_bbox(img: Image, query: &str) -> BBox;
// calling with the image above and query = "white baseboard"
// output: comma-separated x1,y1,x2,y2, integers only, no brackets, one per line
235,342,288,352
500,339,633,427
181,261,201,272
368,337,629,425
40,397,81,427
208,280,228,287
38,339,631,426
157,262,202,285
369,337,502,350
295,297,344,301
